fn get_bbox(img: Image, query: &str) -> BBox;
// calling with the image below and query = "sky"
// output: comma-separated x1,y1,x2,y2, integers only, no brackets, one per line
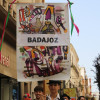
45,0,100,92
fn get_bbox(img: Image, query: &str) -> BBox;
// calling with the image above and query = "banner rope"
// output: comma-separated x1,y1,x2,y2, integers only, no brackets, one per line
67,0,79,36
0,0,16,61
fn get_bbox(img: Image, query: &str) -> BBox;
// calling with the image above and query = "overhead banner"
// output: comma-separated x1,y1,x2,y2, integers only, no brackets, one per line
17,3,70,81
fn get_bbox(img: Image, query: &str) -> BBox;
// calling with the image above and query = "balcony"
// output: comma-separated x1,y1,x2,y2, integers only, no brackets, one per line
71,64,80,77
0,0,45,20
0,0,16,20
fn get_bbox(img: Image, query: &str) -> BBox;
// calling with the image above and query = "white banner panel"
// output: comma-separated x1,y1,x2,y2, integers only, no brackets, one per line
17,34,69,46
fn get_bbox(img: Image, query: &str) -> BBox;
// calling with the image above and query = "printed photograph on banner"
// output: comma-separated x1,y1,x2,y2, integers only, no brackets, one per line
17,3,69,36
17,45,70,81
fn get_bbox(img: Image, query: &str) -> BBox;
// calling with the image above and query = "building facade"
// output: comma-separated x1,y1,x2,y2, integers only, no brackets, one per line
65,43,80,99
0,0,17,99
0,0,45,100
0,0,93,100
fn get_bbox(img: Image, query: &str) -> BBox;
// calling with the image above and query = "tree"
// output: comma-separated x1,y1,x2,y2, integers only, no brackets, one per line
93,54,100,100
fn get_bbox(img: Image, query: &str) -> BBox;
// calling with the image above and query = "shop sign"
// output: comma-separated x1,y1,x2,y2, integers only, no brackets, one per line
0,54,10,67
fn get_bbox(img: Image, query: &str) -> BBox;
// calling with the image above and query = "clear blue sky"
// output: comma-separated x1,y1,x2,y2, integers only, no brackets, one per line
46,0,100,92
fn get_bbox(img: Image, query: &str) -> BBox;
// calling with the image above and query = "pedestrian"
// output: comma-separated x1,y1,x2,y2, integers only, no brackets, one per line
46,80,61,100
61,94,70,100
34,86,46,100
91,97,95,100
78,96,85,100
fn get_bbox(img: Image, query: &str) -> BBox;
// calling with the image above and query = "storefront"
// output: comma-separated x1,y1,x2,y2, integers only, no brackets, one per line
0,3,19,100
0,74,19,100
0,42,19,100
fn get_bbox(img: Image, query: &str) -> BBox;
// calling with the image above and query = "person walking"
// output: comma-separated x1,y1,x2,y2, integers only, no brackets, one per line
78,96,85,100
61,94,70,100
34,86,46,100
46,80,61,100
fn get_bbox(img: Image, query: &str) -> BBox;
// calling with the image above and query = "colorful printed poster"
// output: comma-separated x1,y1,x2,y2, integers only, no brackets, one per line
17,3,70,81
17,3,70,46
64,88,76,99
